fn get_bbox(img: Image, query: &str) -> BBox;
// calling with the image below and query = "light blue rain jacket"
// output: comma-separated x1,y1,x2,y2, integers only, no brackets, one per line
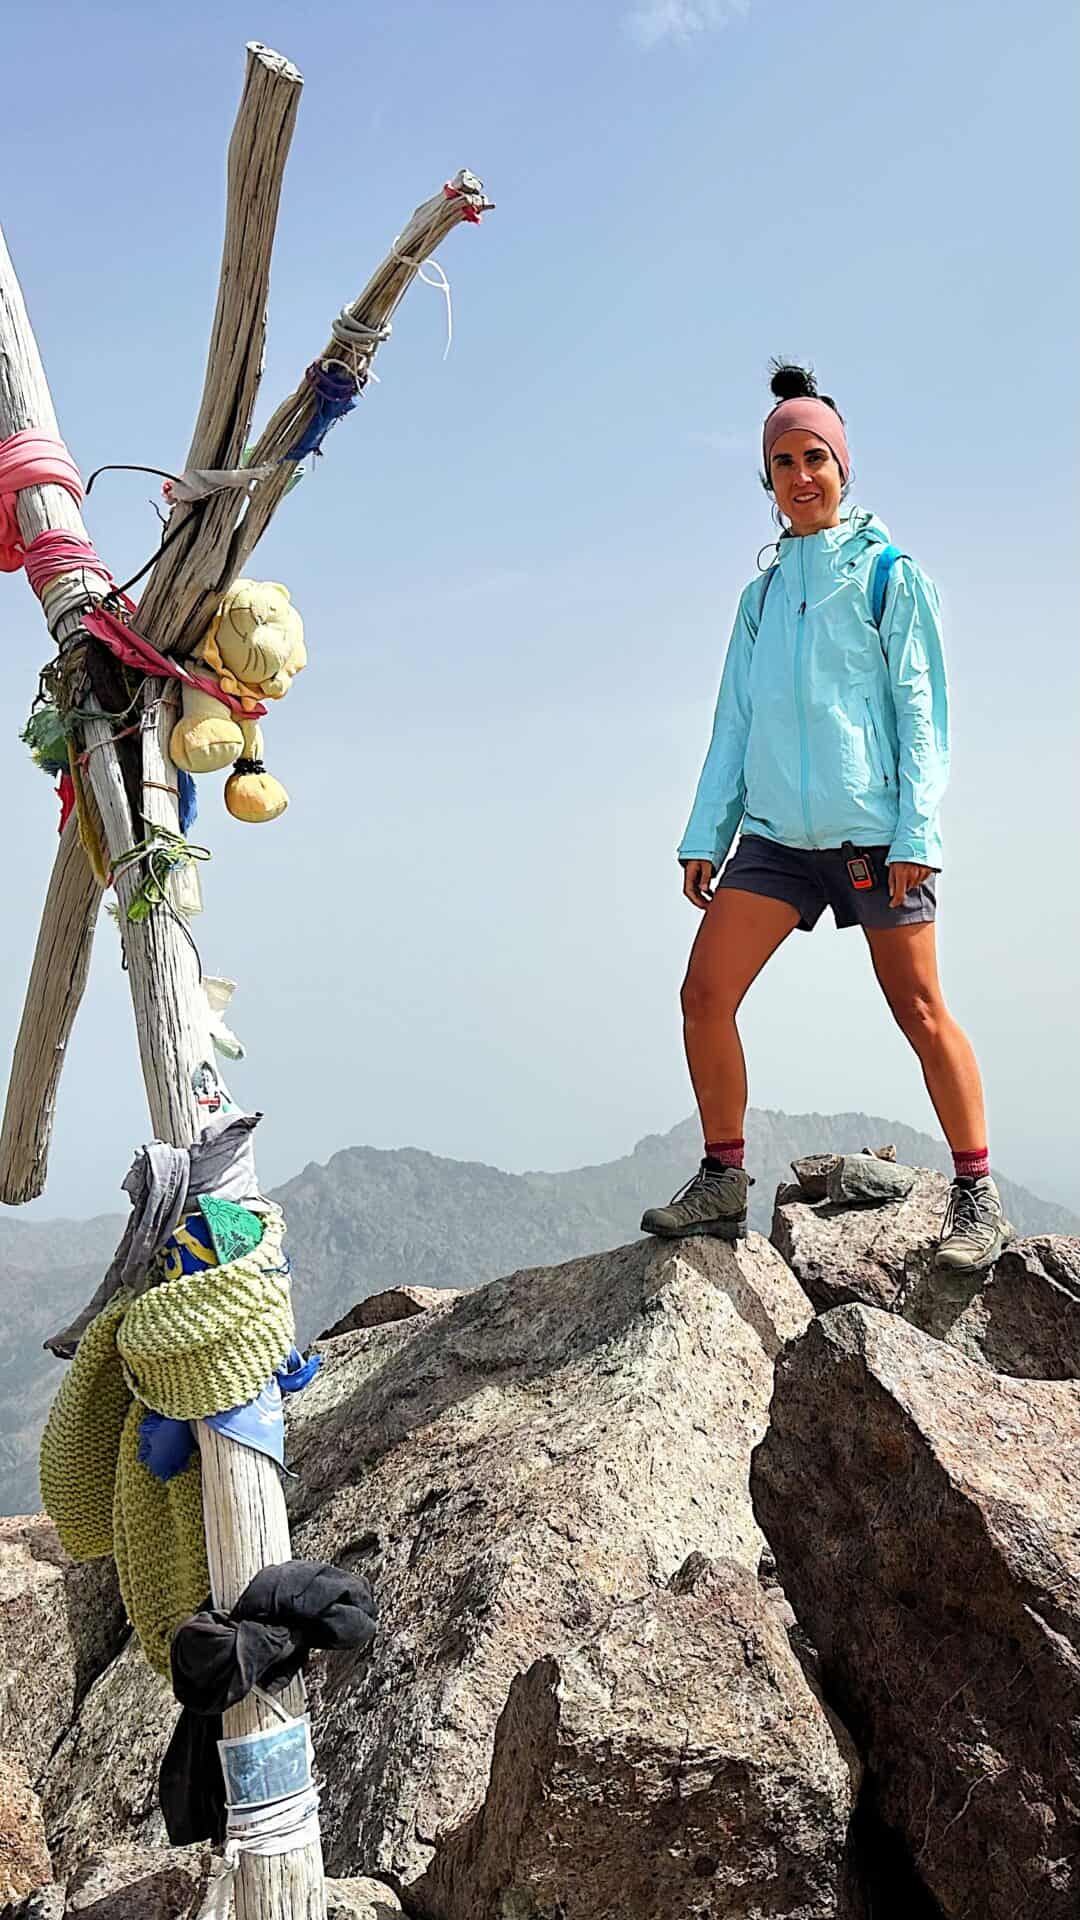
678,510,949,872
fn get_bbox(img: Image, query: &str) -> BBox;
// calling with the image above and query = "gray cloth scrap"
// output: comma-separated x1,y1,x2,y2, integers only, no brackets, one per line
46,1112,265,1359
164,464,277,504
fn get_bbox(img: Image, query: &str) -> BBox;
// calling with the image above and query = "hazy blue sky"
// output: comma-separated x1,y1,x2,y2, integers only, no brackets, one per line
1,0,1076,1222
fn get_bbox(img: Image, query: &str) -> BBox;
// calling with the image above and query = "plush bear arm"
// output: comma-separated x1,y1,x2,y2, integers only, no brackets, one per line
169,681,244,775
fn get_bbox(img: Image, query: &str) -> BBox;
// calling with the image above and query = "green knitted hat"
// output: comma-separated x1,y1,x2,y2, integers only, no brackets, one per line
198,1194,266,1266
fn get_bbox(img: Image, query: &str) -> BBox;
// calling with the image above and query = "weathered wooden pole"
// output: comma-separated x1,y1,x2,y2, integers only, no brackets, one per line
0,50,323,1916
0,248,327,1920
3,40,491,1917
0,816,103,1202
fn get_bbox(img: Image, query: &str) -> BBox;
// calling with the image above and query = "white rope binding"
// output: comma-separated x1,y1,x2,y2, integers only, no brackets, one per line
194,1687,321,1918
391,240,454,359
195,1786,323,1918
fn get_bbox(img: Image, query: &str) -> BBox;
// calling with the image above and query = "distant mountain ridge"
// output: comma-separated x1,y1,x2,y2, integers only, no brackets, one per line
0,1108,1075,1515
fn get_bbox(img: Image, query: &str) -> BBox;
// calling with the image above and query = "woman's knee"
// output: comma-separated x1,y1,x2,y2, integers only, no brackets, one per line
888,985,946,1050
681,958,737,1026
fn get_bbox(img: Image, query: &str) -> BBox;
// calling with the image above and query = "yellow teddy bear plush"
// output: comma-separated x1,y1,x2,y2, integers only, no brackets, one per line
169,579,306,823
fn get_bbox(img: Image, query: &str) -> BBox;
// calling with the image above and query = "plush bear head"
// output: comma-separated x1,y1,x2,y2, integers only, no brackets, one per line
201,579,306,708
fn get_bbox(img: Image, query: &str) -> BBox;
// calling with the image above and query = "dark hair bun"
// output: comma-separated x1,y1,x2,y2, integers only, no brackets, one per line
769,361,818,401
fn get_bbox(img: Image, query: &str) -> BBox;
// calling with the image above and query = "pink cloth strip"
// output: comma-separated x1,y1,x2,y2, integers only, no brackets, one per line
762,399,850,484
0,431,84,572
24,531,114,601
0,429,265,722
82,603,267,721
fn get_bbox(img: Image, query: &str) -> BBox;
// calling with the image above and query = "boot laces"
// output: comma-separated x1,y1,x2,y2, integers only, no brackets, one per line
945,1180,993,1239
665,1162,753,1206
666,1163,717,1206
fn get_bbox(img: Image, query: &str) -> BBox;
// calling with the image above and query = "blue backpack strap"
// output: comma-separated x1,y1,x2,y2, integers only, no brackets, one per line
870,544,903,628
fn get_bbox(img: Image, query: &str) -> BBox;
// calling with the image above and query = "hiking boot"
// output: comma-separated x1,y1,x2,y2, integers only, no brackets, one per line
641,1163,751,1241
935,1175,1014,1273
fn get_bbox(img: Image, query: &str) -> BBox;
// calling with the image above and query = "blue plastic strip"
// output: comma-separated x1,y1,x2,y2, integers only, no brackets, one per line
177,769,198,835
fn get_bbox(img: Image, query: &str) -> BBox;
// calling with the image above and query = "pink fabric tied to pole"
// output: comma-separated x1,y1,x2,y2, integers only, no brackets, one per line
0,431,84,571
0,427,266,720
82,602,267,722
24,529,114,600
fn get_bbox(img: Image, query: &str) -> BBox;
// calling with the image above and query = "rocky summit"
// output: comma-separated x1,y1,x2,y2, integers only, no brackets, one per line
2,1108,1074,1521
4,1149,1079,1918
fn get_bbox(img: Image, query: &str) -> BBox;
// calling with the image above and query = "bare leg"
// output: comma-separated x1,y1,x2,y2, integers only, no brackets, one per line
864,922,987,1151
682,889,801,1142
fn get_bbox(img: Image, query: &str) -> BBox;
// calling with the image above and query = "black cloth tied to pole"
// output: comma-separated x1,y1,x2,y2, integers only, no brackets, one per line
160,1559,377,1845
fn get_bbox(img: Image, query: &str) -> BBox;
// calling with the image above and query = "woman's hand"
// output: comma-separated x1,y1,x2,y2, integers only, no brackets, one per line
888,861,933,909
682,859,716,911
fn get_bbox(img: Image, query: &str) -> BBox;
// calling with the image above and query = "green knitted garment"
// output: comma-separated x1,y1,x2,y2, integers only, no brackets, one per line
118,1204,293,1418
40,1204,295,1674
39,1290,132,1560
113,1399,209,1675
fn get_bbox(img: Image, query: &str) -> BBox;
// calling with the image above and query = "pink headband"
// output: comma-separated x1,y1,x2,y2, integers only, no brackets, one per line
763,398,850,484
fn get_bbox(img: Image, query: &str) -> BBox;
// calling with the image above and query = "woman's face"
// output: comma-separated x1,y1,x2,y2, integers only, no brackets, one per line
768,429,843,535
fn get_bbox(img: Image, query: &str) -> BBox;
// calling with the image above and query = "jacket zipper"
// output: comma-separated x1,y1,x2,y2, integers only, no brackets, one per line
794,542,815,843
864,698,891,788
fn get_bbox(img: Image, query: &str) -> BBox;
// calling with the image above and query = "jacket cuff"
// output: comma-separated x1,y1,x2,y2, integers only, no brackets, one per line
886,832,942,869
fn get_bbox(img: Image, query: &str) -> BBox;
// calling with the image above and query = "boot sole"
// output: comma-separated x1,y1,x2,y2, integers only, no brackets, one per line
935,1224,1015,1275
641,1214,747,1243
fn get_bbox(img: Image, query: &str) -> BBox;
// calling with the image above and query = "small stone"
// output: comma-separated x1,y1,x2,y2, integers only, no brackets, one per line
790,1153,839,1200
824,1155,917,1205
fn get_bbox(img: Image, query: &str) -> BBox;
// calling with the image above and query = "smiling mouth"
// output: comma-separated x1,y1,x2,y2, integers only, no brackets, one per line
793,491,820,505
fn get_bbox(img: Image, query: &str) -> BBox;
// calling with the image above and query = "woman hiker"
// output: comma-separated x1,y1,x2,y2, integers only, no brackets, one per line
641,362,1011,1272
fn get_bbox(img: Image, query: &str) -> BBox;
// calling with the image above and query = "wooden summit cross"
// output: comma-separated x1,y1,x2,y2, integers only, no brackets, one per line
0,43,490,1918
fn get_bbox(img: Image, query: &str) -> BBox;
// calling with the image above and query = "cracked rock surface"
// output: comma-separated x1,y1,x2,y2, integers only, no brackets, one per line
753,1303,1080,1920
20,1164,1080,1920
412,1552,861,1920
287,1233,814,1890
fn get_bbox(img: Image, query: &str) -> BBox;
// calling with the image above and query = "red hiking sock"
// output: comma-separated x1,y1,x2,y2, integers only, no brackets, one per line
705,1139,745,1171
952,1147,990,1181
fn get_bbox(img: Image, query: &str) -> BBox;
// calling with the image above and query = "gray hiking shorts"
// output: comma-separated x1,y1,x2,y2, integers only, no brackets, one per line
718,834,937,933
